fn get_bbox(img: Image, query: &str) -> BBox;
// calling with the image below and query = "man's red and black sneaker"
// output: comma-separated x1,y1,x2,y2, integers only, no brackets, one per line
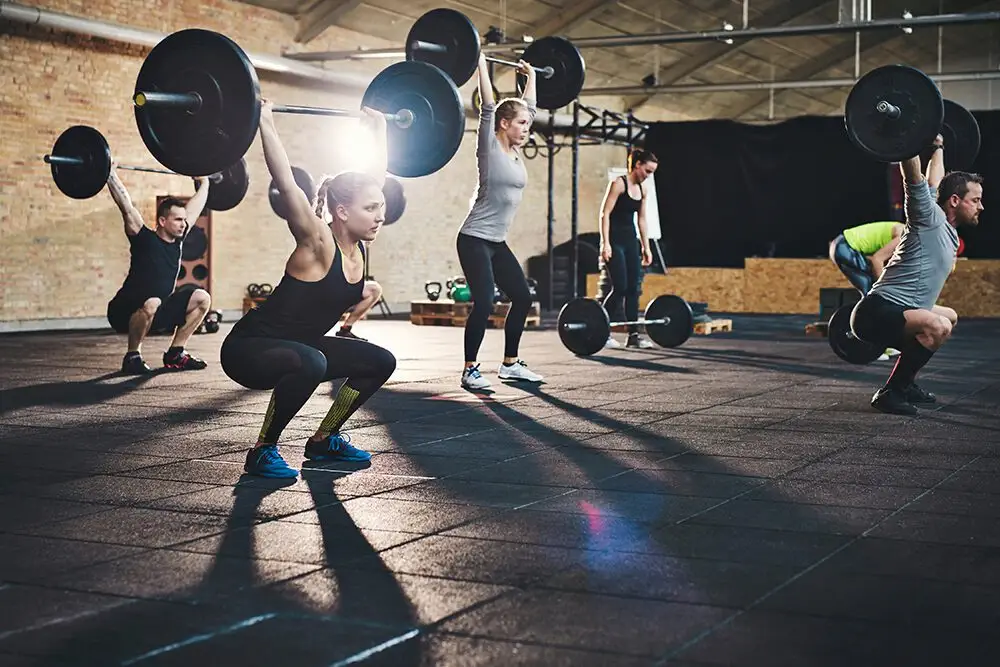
163,349,208,371
335,326,368,342
121,352,153,375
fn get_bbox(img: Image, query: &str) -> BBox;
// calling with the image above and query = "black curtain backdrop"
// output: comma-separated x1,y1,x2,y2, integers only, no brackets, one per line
646,110,999,267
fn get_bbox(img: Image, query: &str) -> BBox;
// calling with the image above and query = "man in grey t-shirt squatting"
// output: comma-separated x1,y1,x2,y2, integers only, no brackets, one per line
850,134,984,415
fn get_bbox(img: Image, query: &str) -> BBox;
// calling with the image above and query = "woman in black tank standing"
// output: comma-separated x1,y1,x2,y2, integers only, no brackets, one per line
221,100,397,479
598,149,659,349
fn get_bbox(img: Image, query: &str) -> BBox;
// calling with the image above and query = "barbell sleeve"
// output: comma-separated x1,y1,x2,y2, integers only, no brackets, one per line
133,90,203,112
875,100,901,119
44,155,84,166
410,39,448,54
483,56,555,79
271,104,414,128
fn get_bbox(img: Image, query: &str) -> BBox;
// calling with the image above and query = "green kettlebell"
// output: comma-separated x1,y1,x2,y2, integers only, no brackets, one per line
450,284,471,302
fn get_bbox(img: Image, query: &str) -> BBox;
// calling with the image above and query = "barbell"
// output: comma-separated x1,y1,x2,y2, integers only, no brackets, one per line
43,125,249,211
405,8,586,111
267,165,407,226
844,64,980,169
131,28,466,179
827,304,885,365
557,295,695,357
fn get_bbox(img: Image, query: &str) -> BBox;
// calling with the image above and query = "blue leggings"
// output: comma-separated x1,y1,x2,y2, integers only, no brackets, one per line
831,234,874,295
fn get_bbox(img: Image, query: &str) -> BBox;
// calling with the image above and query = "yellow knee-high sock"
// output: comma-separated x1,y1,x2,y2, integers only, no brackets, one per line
316,385,360,439
257,392,278,444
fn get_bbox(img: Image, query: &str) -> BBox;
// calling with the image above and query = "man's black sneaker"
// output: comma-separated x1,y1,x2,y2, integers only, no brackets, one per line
163,350,208,371
904,382,937,405
871,386,918,416
121,353,153,375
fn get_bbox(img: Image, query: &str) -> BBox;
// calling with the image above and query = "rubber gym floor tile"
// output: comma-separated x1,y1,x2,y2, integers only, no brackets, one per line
666,608,998,667
366,452,500,477
657,413,792,429
935,469,1000,494
378,478,574,508
445,454,626,488
370,534,587,586
172,520,418,566
648,523,853,568
257,569,511,627
904,488,1000,517
438,588,732,658
784,461,956,488
115,459,255,486
22,475,216,506
864,509,1000,547
526,488,723,523
0,585,141,649
405,436,555,460
141,485,332,522
0,495,115,532
21,506,233,549
0,534,147,583
278,496,496,535
755,569,1000,631
43,548,318,603
816,536,1000,586
363,633,653,667
596,468,768,499
822,446,978,469
742,478,923,509
538,557,798,608
16,449,179,476
682,499,893,535
650,453,803,477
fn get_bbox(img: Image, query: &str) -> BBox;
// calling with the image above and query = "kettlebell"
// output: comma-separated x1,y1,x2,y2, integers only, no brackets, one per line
425,281,443,301
450,283,471,302
526,278,538,301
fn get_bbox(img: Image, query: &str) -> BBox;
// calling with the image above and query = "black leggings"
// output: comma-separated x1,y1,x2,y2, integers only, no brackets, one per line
220,334,396,443
602,237,642,334
456,233,532,362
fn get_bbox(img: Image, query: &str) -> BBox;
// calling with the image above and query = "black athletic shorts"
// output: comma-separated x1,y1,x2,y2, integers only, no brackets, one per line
107,289,195,335
850,292,908,351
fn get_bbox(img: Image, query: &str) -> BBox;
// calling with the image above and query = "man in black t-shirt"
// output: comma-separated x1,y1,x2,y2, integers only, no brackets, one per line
105,162,213,374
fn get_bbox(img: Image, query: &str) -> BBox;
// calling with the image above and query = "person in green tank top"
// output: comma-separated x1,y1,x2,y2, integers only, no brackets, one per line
829,221,904,295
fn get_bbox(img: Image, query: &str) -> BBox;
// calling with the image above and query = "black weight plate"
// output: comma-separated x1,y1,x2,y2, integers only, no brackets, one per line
206,157,249,211
644,295,693,348
844,64,943,163
405,8,480,87
827,305,883,365
50,126,112,199
134,29,260,177
558,298,609,357
941,99,981,171
362,60,465,178
182,225,207,261
382,176,406,225
269,166,316,221
472,83,500,113
516,36,586,111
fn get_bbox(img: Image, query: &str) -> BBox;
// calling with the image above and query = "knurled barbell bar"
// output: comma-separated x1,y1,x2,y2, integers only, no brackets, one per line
43,125,248,211
130,28,466,179
404,8,586,111
557,295,695,357
844,64,981,169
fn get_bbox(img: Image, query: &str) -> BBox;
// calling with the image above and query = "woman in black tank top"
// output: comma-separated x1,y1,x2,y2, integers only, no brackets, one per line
597,149,659,348
220,100,397,479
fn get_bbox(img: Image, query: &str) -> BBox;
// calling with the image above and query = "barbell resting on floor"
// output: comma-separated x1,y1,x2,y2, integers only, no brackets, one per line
827,304,886,365
404,8,586,110
557,295,695,357
43,125,249,211
844,64,980,169
131,28,465,179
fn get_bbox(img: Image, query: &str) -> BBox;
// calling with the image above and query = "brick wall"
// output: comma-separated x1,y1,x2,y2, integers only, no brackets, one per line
0,0,622,323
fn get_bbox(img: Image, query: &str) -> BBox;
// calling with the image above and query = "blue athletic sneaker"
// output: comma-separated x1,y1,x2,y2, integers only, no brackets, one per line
304,432,372,462
244,445,299,478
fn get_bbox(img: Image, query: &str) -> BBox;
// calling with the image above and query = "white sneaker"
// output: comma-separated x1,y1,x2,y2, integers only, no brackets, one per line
877,353,890,361
604,336,621,349
626,333,655,349
461,364,492,390
885,348,901,357
497,359,544,383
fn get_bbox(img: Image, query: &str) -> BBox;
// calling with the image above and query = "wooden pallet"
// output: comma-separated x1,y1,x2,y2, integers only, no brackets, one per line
805,321,829,337
693,318,733,335
410,299,541,328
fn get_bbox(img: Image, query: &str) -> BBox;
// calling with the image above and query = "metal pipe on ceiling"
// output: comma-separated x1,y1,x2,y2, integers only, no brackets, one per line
0,0,372,88
284,10,1000,61
579,69,1000,96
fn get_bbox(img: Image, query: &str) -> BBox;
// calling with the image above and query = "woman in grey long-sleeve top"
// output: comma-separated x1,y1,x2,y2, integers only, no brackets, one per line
456,52,545,390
